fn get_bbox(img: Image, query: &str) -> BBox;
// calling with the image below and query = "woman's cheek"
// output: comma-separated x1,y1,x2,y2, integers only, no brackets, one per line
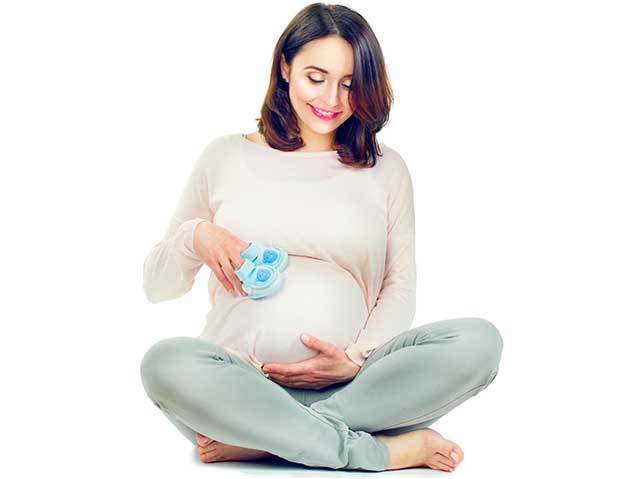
293,82,315,104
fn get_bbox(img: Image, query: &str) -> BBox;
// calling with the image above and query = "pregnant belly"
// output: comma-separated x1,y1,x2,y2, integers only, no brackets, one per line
205,255,368,364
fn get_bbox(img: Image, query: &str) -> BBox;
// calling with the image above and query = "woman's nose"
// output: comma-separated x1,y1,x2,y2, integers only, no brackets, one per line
321,85,341,108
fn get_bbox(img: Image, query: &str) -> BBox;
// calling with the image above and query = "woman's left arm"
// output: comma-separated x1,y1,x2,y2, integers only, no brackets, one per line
343,153,417,366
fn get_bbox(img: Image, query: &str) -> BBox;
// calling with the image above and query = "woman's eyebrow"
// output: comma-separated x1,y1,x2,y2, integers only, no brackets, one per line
304,65,353,78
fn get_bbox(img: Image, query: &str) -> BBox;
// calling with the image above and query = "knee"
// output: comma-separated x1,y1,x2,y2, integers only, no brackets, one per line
462,317,504,372
444,317,503,385
139,336,197,398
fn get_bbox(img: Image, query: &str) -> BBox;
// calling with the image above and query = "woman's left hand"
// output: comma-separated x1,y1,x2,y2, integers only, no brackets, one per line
261,333,361,390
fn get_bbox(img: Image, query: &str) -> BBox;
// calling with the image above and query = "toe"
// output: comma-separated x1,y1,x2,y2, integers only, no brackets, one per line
452,442,464,462
196,432,212,446
435,459,454,471
441,444,456,463
201,450,220,463
201,443,218,454
435,452,455,469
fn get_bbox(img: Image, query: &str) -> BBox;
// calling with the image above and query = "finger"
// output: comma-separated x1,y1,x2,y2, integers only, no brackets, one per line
209,261,234,294
269,373,312,384
233,237,251,251
268,374,296,386
271,374,325,390
218,253,242,296
264,367,297,376
302,334,336,355
261,362,282,374
223,246,247,296
261,363,284,374
277,378,320,389
269,370,313,381
263,364,312,376
229,250,249,297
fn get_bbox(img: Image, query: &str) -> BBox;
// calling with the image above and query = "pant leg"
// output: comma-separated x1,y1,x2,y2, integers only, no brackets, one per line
144,365,309,447
307,317,504,435
139,336,389,471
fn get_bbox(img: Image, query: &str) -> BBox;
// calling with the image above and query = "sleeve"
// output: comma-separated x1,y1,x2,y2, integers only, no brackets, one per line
142,145,215,303
343,155,417,366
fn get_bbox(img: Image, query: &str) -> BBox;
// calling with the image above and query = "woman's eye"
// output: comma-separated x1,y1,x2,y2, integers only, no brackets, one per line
307,76,351,90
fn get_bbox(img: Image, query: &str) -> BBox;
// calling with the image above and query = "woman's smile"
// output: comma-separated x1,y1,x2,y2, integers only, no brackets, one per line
308,103,341,120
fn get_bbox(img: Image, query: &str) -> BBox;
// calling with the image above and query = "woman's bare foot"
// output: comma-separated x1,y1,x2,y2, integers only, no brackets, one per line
196,432,275,463
375,428,464,472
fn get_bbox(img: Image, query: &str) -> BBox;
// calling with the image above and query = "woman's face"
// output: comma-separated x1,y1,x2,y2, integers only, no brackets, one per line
280,35,354,149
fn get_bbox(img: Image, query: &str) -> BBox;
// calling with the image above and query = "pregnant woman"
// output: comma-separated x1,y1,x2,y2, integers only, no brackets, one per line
140,3,503,473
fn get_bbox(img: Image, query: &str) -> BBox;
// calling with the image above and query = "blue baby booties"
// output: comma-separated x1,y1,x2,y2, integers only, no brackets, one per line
240,241,289,272
233,259,283,299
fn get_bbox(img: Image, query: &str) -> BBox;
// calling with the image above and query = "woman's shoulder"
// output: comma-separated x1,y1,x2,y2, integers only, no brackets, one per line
374,141,410,177
199,132,241,154
185,132,241,177
197,131,246,161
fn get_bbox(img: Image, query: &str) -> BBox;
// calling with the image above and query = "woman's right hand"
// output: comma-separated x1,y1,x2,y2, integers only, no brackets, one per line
194,221,250,297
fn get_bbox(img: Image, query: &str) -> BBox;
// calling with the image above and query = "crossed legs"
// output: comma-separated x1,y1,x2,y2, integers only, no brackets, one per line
140,317,503,471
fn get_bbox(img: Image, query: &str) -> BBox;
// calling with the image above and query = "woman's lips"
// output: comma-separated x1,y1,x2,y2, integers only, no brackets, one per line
308,104,340,120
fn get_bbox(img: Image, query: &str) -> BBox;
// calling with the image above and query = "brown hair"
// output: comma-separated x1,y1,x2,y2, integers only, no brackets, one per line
255,3,393,168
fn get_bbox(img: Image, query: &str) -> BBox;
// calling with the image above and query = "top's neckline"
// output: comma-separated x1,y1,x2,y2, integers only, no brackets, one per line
238,133,339,159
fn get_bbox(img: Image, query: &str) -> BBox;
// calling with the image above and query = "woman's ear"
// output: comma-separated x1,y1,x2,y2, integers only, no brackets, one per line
280,54,289,82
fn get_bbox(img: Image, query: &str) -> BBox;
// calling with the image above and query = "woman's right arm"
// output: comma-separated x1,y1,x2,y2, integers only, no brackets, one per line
142,149,213,303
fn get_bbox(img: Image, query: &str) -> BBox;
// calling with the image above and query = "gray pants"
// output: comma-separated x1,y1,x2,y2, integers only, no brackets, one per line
140,317,503,471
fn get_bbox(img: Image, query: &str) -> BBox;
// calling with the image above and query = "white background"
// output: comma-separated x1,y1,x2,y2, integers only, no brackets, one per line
1,0,638,477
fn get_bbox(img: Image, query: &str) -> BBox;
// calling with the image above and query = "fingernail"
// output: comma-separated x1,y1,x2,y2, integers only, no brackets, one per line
451,452,459,462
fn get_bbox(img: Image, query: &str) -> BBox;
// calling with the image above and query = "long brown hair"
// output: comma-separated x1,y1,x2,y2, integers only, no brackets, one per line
255,3,393,168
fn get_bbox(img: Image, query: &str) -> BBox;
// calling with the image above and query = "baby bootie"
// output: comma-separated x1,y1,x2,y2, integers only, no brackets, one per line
240,241,289,272
233,258,283,299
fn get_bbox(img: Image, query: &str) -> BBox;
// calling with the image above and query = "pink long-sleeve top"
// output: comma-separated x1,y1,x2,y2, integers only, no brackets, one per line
143,132,416,377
